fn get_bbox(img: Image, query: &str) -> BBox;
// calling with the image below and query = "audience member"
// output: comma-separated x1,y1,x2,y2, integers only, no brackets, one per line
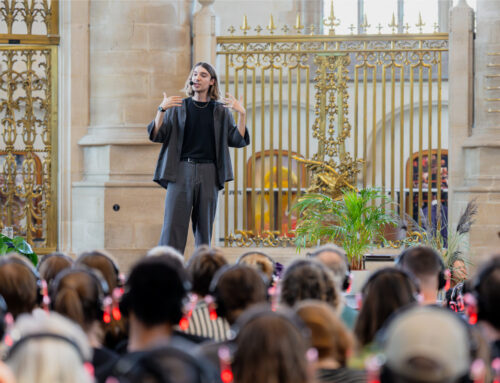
196,264,268,376
236,251,276,285
5,310,93,383
0,254,39,319
354,267,419,348
37,252,73,287
50,266,119,383
378,306,471,383
470,255,500,359
120,255,192,352
76,250,127,351
76,250,121,291
233,305,313,383
185,245,229,341
147,245,185,268
396,246,446,304
280,259,338,309
295,300,365,383
308,244,358,329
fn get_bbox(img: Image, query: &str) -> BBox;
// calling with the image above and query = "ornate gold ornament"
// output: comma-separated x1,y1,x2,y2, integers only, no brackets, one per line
1,1,59,253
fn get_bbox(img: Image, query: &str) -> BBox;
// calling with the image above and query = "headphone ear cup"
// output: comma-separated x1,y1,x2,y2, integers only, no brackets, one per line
438,270,446,290
342,274,351,292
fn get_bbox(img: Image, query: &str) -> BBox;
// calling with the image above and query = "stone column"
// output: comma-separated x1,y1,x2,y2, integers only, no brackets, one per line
193,0,217,64
448,0,474,226
451,0,500,259
72,0,191,268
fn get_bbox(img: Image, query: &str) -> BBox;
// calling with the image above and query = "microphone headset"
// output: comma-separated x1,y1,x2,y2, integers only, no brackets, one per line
189,80,194,85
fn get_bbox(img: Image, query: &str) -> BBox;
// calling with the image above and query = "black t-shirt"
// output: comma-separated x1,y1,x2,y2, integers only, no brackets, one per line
181,98,216,161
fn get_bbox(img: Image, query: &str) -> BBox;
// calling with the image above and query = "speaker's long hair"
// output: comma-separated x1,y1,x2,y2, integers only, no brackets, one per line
185,62,221,100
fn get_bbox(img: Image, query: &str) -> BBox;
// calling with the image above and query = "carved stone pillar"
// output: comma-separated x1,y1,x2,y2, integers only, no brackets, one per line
193,0,218,64
451,0,500,259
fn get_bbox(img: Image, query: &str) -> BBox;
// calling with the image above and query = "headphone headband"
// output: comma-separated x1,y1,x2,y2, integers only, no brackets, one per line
6,332,86,362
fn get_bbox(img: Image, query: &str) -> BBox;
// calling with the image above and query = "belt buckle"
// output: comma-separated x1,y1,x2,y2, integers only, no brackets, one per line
187,157,195,163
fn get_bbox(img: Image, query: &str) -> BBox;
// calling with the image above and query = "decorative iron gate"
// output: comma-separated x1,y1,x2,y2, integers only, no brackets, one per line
216,12,448,247
1,0,59,253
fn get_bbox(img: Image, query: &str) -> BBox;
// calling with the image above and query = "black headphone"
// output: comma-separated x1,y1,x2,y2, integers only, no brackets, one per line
208,264,268,320
0,256,44,304
362,267,420,298
307,247,352,291
5,332,88,362
376,305,478,383
37,252,74,272
0,294,8,341
396,246,446,290
76,251,122,288
50,266,110,320
110,345,212,383
236,251,276,283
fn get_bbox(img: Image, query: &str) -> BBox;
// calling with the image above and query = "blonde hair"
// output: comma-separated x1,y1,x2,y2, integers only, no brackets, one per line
184,62,222,100
6,310,92,383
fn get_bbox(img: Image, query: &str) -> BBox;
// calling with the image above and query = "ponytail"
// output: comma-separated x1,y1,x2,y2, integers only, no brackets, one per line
53,288,86,330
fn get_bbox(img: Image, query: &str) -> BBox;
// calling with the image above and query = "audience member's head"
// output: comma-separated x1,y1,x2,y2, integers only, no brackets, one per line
76,250,121,291
379,306,471,383
233,305,312,383
210,265,267,325
37,252,73,287
280,259,338,309
0,254,39,318
121,255,190,351
186,245,227,297
396,246,445,304
147,245,184,268
308,244,350,292
6,311,92,383
471,255,500,334
354,267,419,347
50,266,108,335
236,251,275,284
295,300,353,367
450,257,468,286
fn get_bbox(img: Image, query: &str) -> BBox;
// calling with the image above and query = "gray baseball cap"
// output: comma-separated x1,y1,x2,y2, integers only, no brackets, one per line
382,306,470,382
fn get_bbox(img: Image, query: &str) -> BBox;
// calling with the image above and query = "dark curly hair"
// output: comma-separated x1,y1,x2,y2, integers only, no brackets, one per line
280,259,338,309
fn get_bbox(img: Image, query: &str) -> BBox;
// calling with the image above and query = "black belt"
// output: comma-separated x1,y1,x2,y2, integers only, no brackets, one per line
180,157,214,164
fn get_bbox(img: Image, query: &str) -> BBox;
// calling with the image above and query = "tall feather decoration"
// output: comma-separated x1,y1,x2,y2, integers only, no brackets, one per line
456,199,478,235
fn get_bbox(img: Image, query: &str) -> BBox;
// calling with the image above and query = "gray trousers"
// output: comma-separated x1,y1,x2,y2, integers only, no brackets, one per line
159,161,219,254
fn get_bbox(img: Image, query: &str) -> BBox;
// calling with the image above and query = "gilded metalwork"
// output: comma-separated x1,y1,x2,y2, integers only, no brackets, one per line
0,0,59,44
219,11,448,247
0,46,57,253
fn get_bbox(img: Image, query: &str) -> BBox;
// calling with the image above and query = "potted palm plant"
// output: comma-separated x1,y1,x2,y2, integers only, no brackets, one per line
293,188,399,269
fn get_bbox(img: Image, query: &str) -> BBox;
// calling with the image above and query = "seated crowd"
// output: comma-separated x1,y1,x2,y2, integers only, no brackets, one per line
0,244,498,383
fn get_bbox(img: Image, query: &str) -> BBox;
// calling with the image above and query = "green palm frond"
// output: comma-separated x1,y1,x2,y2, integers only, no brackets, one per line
293,188,399,267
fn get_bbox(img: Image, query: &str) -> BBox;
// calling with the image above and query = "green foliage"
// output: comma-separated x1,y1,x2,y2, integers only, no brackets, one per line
0,233,38,266
293,188,398,269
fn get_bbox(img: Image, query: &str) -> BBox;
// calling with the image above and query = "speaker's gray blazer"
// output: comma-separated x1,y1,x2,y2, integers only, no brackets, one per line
147,98,250,190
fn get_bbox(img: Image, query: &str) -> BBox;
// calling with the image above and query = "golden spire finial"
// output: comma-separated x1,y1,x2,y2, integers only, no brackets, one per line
267,14,277,34
416,12,425,33
360,14,370,34
294,13,304,34
240,15,251,35
323,0,340,35
388,12,398,34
